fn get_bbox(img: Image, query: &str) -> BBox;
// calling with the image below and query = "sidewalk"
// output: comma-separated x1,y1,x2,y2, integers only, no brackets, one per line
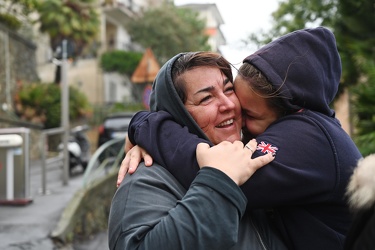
0,161,109,250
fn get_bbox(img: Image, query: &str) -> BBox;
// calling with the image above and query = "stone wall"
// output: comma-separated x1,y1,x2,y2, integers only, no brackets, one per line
0,23,42,160
0,23,39,105
50,168,117,245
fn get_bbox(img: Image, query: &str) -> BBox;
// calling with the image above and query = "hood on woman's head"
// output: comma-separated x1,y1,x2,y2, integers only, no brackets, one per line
149,52,208,140
243,27,341,117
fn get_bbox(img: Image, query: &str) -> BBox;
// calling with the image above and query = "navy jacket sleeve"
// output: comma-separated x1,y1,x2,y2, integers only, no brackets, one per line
128,110,210,189
108,164,247,250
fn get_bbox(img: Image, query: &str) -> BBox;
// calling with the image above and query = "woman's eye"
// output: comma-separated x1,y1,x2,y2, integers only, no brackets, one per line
199,95,211,104
225,85,235,93
226,87,234,92
242,112,253,119
246,114,256,120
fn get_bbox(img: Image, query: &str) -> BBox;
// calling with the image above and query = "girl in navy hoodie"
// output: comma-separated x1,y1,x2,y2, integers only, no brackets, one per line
120,27,362,249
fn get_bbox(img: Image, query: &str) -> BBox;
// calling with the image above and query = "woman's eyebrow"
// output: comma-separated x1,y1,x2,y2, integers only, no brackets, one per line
194,86,214,95
194,77,230,95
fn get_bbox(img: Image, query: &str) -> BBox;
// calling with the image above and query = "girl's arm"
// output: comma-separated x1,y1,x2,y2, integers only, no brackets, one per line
121,110,208,189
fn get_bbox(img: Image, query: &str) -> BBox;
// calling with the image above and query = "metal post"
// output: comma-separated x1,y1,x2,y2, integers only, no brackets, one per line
40,132,47,194
61,40,69,185
6,150,14,200
5,30,11,108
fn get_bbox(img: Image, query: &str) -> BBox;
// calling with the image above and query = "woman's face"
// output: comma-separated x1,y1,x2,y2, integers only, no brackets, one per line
234,76,279,137
182,66,242,145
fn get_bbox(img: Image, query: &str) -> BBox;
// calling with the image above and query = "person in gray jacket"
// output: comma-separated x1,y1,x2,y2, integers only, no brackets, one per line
108,52,285,250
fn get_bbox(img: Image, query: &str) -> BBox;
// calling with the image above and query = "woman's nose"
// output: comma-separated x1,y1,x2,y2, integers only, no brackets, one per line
219,95,236,112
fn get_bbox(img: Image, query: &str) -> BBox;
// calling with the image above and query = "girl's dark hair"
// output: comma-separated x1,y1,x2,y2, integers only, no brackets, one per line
237,62,297,118
171,52,233,103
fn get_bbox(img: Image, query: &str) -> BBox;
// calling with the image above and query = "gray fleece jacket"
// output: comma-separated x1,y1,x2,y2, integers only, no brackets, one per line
108,164,286,249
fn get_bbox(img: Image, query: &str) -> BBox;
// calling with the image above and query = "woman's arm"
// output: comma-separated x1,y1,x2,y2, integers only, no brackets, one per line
110,137,274,249
109,164,247,250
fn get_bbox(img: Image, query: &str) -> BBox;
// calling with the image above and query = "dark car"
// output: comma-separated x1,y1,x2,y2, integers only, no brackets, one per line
97,112,135,148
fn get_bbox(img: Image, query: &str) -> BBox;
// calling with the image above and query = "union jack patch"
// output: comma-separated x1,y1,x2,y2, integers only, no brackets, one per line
256,141,278,155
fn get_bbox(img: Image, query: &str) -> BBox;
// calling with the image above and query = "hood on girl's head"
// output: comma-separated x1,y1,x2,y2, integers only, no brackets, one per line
149,53,208,140
243,27,341,117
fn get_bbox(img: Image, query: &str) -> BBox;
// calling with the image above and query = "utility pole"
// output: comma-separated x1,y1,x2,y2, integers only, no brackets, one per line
61,40,69,185
4,30,11,109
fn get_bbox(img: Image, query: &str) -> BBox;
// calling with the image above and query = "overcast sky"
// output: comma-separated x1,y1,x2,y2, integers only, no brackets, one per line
174,0,280,67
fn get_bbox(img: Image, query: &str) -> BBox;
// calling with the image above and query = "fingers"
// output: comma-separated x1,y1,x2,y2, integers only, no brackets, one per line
196,142,215,168
143,153,153,166
116,145,142,187
130,148,154,167
196,141,243,169
124,134,134,154
244,139,257,155
196,139,275,186
127,147,143,174
250,152,274,170
117,157,130,187
196,142,210,154
244,138,274,170
116,145,155,187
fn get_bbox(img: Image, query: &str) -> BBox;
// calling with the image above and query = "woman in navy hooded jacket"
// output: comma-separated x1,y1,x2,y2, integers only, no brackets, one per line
122,27,362,249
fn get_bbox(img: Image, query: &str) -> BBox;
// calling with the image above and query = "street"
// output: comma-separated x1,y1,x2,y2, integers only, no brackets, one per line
0,160,109,250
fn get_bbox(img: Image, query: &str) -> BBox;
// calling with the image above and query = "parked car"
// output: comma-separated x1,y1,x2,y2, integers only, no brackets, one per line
97,112,135,148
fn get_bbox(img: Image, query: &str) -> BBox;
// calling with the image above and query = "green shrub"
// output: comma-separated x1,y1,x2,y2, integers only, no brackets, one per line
15,83,92,128
0,13,22,30
100,50,143,75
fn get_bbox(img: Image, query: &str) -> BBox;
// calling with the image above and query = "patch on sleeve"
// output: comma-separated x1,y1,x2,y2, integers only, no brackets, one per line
257,141,278,155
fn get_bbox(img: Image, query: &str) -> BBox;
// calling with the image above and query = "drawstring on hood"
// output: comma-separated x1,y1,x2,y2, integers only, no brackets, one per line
243,27,341,117
149,53,209,141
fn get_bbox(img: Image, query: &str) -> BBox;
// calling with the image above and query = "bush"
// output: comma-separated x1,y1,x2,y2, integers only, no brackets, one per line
100,50,143,75
14,83,92,128
0,13,22,30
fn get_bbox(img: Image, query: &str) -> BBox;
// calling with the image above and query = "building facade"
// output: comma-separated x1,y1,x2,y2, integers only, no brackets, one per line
178,3,226,53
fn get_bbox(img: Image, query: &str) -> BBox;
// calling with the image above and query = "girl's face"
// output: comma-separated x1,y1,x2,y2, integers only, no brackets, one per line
234,76,279,137
182,66,242,145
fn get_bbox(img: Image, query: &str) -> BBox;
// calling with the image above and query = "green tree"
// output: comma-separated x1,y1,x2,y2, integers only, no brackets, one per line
0,0,38,35
246,0,337,45
335,0,375,90
34,0,100,83
337,0,375,156
125,4,210,63
0,0,38,30
35,0,99,57
351,61,375,156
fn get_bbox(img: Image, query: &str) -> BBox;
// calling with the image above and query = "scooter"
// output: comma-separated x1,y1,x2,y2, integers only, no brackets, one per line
59,125,91,175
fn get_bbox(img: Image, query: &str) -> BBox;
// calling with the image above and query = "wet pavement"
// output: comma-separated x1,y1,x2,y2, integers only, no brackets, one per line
0,161,109,250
